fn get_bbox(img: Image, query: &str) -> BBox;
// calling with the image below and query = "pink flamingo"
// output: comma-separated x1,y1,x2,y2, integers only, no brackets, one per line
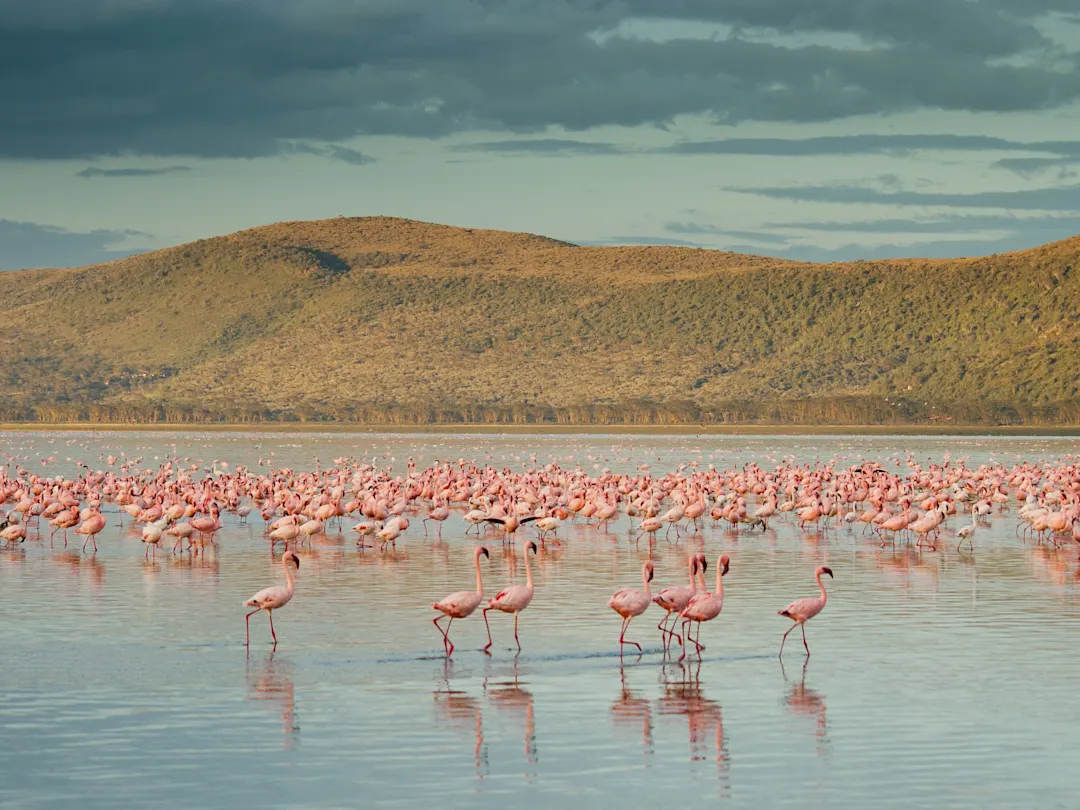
778,566,834,658
679,554,730,661
483,539,538,652
653,553,705,652
608,559,655,653
74,510,107,552
432,546,490,655
425,502,451,537
244,551,300,646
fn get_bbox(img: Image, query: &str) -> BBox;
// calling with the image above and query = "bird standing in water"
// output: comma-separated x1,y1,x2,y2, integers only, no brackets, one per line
778,566,833,657
244,551,300,646
432,546,490,655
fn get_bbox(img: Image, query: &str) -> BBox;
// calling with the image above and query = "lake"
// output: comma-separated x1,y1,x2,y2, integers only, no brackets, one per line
1,431,1079,809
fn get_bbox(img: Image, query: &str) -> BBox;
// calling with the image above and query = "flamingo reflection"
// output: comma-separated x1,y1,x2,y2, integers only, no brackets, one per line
610,666,653,757
433,660,488,779
485,658,537,773
781,659,829,757
245,649,299,749
657,661,730,790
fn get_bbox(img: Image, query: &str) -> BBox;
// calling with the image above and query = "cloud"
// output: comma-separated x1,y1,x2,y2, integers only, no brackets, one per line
590,235,707,247
992,156,1080,176
730,232,1080,263
728,182,1080,210
452,138,625,155
658,134,1080,157
757,213,1080,234
3,1,1080,158
281,142,375,165
664,222,793,244
0,219,146,271
75,165,191,178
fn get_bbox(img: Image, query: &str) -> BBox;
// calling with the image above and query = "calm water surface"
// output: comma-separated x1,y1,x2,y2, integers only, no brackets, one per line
2,431,1080,809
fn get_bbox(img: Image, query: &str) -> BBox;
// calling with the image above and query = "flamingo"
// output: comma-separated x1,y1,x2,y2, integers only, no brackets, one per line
74,510,106,552
778,566,834,658
424,502,450,537
483,539,538,652
432,546,490,654
608,560,655,653
244,551,300,646
652,553,705,652
678,554,730,661
956,505,977,551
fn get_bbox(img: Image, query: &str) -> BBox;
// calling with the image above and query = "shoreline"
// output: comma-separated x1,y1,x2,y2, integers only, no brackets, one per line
2,422,1079,437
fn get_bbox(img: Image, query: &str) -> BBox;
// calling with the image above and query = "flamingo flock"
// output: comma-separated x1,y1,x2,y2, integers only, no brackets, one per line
2,448,1080,655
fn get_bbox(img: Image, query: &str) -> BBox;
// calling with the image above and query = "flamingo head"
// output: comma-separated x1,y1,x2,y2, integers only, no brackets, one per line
818,565,834,578
695,552,708,573
283,551,301,569
644,560,654,582
720,554,731,576
477,546,490,559
526,540,538,555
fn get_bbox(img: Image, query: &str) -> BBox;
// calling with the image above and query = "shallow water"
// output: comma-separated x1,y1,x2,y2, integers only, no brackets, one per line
2,431,1080,809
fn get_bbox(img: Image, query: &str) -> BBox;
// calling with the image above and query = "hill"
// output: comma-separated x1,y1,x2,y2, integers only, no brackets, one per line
2,216,1079,426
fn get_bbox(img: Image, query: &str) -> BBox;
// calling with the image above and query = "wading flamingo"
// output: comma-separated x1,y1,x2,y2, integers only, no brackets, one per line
432,546,490,655
679,554,730,661
74,510,107,553
244,551,300,646
778,566,833,658
653,553,705,652
608,559,655,653
957,505,977,551
483,539,538,652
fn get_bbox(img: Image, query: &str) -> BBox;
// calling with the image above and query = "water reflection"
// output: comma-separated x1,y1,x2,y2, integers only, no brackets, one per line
611,666,654,757
658,661,730,790
245,649,299,749
433,660,488,780
780,659,829,757
485,658,538,776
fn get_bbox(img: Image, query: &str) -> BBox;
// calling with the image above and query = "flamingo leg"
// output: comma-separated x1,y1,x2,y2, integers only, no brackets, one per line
801,623,810,656
779,622,797,657
513,612,521,651
268,609,277,645
434,615,449,653
618,615,642,653
245,608,260,645
482,608,493,653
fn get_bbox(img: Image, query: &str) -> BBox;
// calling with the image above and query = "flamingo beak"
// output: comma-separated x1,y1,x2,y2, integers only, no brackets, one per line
822,567,833,577
480,547,490,559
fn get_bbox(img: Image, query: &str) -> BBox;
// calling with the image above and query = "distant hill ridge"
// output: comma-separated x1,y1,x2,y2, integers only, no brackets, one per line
2,216,1079,426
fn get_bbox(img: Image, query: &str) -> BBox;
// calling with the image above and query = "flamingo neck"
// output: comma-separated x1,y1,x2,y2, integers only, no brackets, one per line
283,560,296,593
715,561,724,596
816,571,828,603
524,545,534,589
474,549,484,597
687,557,697,590
641,565,651,597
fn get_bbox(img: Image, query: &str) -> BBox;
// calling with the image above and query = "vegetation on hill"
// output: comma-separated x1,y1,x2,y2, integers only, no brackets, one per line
2,216,1079,426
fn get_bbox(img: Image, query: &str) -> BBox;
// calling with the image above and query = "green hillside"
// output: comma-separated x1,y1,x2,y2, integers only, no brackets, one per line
2,216,1079,426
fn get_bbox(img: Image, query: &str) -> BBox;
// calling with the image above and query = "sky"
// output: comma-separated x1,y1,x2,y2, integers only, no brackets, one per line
3,0,1080,270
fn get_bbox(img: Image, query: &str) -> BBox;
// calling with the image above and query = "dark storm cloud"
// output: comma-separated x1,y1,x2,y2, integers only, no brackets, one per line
76,166,192,178
729,183,1080,210
3,0,1079,159
0,220,145,270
